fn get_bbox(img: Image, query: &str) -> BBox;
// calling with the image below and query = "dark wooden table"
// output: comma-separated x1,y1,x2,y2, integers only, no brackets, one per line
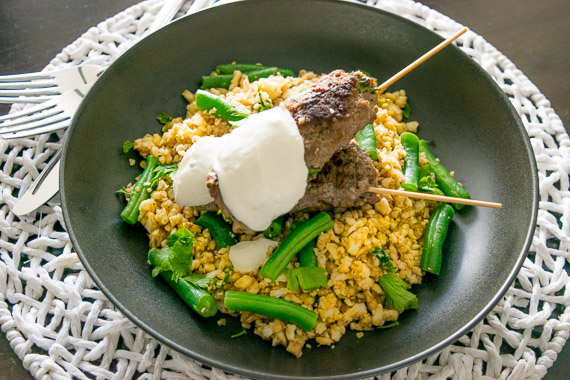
1,1,568,379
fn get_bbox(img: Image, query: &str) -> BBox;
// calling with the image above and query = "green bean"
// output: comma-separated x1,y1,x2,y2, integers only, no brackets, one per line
298,239,318,267
418,140,471,210
355,124,378,160
246,67,295,82
279,68,296,77
196,211,237,248
400,132,419,192
121,155,159,225
216,63,270,74
291,221,319,268
148,249,217,317
263,215,285,239
260,212,333,281
224,291,317,331
201,67,295,90
194,89,250,122
285,267,327,292
201,75,233,89
420,203,455,275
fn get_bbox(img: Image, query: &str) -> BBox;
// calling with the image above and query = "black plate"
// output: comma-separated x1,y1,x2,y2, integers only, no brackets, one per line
61,0,538,378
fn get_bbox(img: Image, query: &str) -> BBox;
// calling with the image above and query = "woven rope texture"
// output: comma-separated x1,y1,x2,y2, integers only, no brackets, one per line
0,0,568,379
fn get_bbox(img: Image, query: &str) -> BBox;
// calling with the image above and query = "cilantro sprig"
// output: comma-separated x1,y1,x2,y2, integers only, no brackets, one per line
149,228,195,281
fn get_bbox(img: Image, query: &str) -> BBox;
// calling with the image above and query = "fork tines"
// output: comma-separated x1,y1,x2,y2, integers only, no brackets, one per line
0,65,102,103
0,84,92,139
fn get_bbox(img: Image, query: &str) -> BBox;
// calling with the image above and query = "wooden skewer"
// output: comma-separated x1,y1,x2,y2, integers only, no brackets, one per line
378,27,469,92
368,27,497,209
370,27,494,208
368,187,503,209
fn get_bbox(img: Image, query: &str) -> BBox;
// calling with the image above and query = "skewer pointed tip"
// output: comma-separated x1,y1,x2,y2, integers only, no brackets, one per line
378,26,470,93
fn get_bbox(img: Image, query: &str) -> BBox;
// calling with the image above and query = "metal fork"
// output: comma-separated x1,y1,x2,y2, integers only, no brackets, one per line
0,84,92,139
0,65,102,103
10,0,222,214
1,0,221,139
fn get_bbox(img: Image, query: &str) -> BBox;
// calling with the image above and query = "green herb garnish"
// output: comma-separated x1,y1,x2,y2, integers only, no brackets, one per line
122,140,134,153
116,186,131,196
150,164,178,190
371,247,396,272
258,87,273,111
231,328,247,339
149,228,195,281
377,321,399,329
308,167,321,179
417,164,445,195
216,266,232,289
402,103,411,118
378,273,418,313
156,112,173,125
184,274,214,290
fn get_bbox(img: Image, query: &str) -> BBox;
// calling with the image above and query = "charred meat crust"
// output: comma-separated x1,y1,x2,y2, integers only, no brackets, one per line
292,144,380,212
283,69,378,170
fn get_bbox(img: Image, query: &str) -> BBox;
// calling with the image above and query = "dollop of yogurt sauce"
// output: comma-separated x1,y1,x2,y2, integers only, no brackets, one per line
173,104,308,231
172,135,227,206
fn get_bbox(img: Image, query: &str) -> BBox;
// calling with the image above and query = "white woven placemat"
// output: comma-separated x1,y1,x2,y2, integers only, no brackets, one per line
1,0,568,379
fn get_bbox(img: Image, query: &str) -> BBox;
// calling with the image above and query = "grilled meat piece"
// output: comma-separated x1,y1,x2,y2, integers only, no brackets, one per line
204,70,379,228
291,144,379,212
205,171,233,219
205,144,379,228
283,69,377,170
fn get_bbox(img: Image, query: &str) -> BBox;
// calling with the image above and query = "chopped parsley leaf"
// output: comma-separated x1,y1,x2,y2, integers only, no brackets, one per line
149,164,178,190
258,87,273,111
122,140,134,153
156,112,173,125
116,186,131,196
371,246,396,272
402,103,411,118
